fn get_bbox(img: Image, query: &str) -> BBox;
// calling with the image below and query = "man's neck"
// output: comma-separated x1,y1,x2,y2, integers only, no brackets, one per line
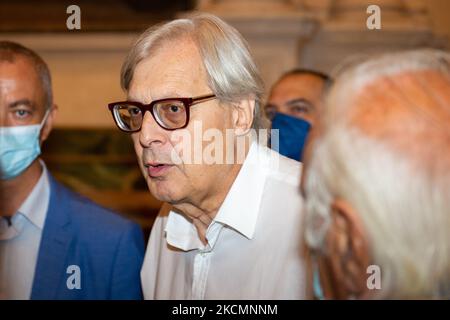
174,162,243,246
173,140,253,245
0,159,43,217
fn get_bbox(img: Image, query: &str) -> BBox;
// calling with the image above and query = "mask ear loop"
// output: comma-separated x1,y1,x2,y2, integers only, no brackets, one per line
36,109,52,146
39,109,51,129
312,254,325,300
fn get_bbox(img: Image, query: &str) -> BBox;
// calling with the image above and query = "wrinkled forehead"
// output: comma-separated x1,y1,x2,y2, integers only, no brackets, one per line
128,38,208,102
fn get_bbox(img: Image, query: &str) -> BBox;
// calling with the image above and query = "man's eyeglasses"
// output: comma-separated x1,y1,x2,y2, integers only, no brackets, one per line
108,94,216,132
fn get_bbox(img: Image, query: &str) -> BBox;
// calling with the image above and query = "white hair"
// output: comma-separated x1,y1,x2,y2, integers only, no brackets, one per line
304,49,450,299
120,12,268,130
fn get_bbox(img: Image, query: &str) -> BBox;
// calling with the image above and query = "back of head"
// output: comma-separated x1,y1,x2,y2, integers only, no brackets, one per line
304,49,450,299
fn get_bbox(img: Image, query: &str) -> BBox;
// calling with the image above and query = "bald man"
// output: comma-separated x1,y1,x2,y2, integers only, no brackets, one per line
0,41,144,299
301,49,450,299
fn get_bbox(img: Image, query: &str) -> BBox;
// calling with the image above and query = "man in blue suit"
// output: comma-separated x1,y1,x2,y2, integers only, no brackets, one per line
0,41,144,299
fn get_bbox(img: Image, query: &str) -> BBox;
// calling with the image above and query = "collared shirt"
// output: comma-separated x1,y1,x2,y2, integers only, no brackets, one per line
141,143,306,299
0,160,50,299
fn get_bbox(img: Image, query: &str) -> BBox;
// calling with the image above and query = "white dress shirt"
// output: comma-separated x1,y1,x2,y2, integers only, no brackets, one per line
141,143,306,299
0,161,50,299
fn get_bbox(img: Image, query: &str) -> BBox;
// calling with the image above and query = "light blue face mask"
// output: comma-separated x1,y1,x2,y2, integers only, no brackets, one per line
0,111,49,180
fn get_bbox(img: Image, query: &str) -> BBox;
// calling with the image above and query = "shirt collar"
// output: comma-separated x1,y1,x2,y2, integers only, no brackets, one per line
165,142,269,251
17,160,50,230
213,142,268,239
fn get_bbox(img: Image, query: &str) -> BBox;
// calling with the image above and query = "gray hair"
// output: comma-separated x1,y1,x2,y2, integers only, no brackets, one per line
304,49,450,299
0,41,53,109
120,12,268,130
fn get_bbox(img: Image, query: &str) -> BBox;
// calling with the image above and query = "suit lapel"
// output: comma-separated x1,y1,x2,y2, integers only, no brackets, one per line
31,175,73,300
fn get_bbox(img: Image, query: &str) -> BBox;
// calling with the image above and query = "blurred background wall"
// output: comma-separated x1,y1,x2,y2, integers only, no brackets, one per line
1,0,448,235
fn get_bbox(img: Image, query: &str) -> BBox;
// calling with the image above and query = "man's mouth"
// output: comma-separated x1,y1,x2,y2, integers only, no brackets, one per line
144,163,174,178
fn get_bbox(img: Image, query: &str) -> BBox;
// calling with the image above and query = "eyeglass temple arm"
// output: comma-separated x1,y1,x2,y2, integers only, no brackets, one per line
190,94,216,105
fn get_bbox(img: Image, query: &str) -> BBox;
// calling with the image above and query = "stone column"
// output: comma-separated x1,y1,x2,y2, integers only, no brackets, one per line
189,0,445,89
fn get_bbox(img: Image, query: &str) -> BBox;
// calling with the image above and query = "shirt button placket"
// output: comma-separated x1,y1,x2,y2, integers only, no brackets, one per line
191,250,211,300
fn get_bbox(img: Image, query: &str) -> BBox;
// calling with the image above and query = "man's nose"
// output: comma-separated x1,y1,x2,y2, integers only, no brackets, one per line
138,111,168,148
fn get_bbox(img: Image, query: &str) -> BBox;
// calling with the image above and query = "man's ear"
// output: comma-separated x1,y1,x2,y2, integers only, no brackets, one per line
231,98,255,136
40,104,58,143
325,198,371,299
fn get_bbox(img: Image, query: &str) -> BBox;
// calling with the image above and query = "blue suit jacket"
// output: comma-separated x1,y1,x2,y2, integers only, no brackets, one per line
30,174,145,300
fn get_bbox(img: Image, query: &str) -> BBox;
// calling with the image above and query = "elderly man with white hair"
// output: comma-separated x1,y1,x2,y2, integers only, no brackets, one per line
108,13,306,299
302,49,450,299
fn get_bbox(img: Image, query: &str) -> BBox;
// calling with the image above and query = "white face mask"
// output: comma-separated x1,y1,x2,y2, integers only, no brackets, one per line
0,110,49,180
